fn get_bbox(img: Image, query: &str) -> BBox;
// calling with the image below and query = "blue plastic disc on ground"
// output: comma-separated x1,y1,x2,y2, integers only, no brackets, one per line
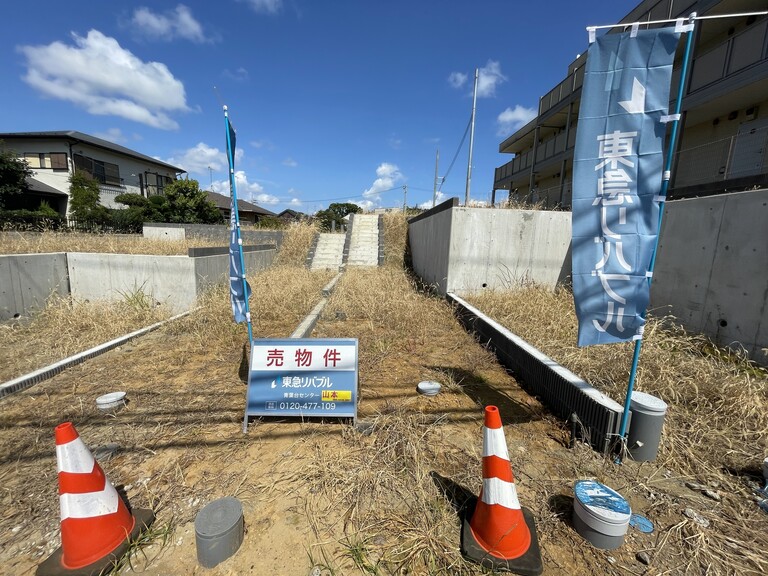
629,513,654,533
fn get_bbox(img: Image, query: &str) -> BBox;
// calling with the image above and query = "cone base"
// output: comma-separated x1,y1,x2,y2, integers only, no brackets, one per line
461,498,542,575
36,508,155,576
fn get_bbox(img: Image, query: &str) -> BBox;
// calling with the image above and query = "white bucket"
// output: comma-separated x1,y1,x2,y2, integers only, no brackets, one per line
573,480,631,550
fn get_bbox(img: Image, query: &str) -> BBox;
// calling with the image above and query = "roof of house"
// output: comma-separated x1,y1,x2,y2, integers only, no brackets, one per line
0,131,184,173
278,209,304,218
206,190,276,216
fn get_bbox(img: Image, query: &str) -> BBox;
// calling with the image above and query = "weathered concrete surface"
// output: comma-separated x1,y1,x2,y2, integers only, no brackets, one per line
0,253,69,320
194,248,275,292
143,226,186,241
653,190,768,364
407,200,454,294
448,208,571,293
67,253,198,313
408,199,571,295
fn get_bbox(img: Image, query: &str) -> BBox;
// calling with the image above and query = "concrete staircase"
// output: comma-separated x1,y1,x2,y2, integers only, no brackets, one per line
347,214,380,267
309,233,345,271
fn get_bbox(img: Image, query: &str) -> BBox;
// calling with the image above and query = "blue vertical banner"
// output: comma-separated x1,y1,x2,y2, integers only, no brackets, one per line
225,108,252,333
572,28,681,346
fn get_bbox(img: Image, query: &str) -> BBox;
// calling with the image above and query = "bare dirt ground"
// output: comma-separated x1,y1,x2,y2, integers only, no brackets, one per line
1,217,766,576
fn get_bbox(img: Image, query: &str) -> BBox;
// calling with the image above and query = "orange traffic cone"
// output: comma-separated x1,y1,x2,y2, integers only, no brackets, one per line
461,406,542,575
37,422,154,576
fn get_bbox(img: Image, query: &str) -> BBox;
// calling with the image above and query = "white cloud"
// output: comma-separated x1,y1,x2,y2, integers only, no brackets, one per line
93,127,127,144
388,136,402,150
242,0,282,14
448,71,467,89
167,143,227,173
19,30,188,130
211,170,267,200
289,197,303,206
223,67,249,82
282,157,298,167
353,199,377,211
496,105,537,136
418,191,448,210
130,5,208,43
363,162,403,198
477,60,506,98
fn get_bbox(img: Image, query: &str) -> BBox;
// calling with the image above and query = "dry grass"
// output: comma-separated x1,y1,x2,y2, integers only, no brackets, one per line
0,292,173,382
0,230,220,255
274,220,319,266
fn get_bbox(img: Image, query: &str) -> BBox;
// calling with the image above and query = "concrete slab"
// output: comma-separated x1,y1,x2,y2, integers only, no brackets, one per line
0,253,69,320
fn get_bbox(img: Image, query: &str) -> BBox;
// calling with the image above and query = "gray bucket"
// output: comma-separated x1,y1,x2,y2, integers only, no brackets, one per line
573,481,631,550
195,497,244,568
627,391,667,462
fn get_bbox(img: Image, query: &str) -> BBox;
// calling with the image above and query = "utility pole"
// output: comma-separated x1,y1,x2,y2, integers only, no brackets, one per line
465,67,479,206
432,149,440,208
402,185,407,213
208,166,213,191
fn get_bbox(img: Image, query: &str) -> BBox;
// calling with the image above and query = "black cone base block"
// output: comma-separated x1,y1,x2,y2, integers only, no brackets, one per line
460,497,543,575
36,508,155,576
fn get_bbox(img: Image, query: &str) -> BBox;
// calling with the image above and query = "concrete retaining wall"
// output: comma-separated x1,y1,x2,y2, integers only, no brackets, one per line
67,248,276,313
143,223,284,248
408,198,571,294
653,189,768,363
0,253,70,320
1,247,276,318
408,190,768,365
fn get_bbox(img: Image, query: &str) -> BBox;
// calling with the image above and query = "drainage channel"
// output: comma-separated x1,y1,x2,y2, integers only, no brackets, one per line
0,310,193,400
290,272,343,338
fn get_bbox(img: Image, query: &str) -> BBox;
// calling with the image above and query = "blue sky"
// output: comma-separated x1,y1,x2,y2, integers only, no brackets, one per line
1,0,637,214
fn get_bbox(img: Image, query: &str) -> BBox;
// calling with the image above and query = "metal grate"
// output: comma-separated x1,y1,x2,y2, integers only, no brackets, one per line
448,293,627,453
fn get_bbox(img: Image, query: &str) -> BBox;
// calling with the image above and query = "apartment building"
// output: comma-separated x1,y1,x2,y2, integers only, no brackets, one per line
493,0,768,208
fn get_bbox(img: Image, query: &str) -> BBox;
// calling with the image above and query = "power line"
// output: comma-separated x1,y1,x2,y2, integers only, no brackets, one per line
439,114,472,193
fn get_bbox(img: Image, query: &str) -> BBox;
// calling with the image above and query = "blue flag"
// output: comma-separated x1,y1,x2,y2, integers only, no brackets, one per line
226,115,251,324
572,28,681,346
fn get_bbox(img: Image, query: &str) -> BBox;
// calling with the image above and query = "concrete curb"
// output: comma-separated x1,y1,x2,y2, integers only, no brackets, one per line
290,272,343,338
0,310,192,400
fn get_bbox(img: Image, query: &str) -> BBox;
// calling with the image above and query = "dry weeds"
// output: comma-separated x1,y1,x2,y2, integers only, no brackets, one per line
0,230,219,255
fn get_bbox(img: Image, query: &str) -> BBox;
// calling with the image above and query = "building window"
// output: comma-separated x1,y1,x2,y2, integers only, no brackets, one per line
23,152,69,171
73,153,121,185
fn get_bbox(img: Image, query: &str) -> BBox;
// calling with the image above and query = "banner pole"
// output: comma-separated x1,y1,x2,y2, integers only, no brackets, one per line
616,14,697,458
224,106,254,346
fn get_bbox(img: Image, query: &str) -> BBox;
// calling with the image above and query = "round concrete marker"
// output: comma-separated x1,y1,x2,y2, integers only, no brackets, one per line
416,381,441,396
195,497,244,568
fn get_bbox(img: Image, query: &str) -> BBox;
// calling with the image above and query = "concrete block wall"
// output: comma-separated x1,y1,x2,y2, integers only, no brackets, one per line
0,253,70,320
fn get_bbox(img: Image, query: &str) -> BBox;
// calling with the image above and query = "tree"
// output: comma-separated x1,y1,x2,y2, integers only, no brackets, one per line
69,171,105,220
163,178,223,224
0,145,32,209
315,202,362,231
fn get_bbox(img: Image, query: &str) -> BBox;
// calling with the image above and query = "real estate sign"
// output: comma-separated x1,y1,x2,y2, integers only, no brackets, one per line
244,338,358,429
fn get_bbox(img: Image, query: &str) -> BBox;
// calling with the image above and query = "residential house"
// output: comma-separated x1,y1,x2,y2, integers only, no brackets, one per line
205,190,276,224
0,131,184,216
493,0,768,208
277,208,305,222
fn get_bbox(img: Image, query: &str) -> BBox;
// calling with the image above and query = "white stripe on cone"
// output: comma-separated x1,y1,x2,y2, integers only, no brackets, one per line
56,438,95,474
482,477,522,510
60,484,120,520
483,426,510,461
